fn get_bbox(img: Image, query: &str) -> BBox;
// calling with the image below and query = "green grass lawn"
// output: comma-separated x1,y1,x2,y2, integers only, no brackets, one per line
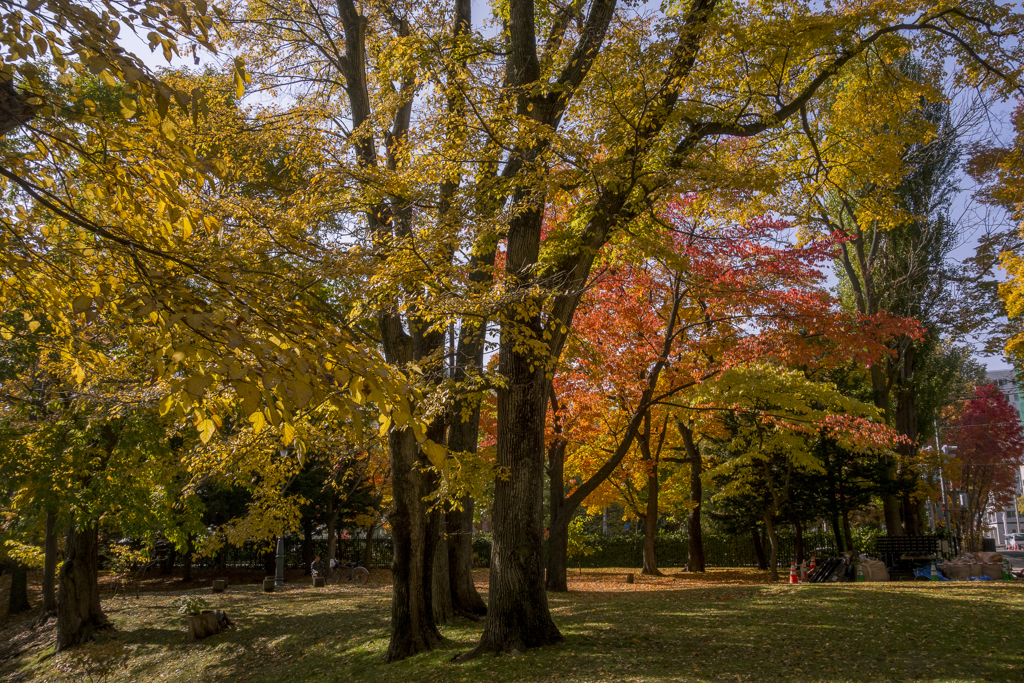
2,569,1022,682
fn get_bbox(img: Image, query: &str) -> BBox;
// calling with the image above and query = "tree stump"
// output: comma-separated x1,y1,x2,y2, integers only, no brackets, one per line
263,577,275,592
313,576,326,588
200,610,219,636
625,573,635,584
212,579,226,593
187,614,207,641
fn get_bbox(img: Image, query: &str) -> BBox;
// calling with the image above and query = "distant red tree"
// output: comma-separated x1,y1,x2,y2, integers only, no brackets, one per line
946,383,1024,546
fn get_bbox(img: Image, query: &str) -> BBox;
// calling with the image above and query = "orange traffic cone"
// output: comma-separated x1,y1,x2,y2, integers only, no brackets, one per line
809,554,817,574
799,561,808,583
790,562,799,584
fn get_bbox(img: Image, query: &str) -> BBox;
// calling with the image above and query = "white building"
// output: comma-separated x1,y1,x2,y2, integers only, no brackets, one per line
983,370,1024,546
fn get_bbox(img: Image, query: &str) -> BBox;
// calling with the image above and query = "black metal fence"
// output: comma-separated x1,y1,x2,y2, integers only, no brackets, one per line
180,532,960,572
185,537,395,571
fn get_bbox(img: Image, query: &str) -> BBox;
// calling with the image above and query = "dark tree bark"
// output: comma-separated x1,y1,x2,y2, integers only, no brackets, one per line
843,510,854,551
429,508,454,624
8,561,30,615
41,507,58,617
894,343,921,536
363,522,376,569
641,470,661,576
831,514,845,554
678,422,705,572
751,528,767,570
0,77,38,137
545,421,570,592
639,412,664,576
56,522,110,651
384,427,442,661
446,497,486,616
158,537,174,575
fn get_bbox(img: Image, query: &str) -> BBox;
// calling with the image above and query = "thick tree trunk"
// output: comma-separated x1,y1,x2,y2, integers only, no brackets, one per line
447,498,486,615
362,522,375,568
546,517,570,588
869,366,904,536
752,528,767,570
637,414,662,576
41,507,58,617
446,315,489,614
466,306,561,655
0,77,38,137
8,561,30,615
545,435,570,592
385,427,442,662
843,510,854,551
679,422,704,572
893,343,920,536
902,493,922,536
831,514,845,554
429,507,454,625
793,520,804,565
641,471,661,576
56,522,109,651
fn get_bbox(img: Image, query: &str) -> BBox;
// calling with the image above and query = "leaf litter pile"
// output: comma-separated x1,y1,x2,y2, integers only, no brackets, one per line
2,568,1023,683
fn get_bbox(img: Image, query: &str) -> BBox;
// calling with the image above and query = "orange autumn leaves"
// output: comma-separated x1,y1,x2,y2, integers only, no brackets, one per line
547,199,919,511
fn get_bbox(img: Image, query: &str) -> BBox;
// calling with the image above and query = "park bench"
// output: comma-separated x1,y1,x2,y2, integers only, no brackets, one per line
875,536,939,580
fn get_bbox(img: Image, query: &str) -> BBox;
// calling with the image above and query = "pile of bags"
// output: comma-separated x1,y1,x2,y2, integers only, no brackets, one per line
859,556,890,582
939,552,1005,580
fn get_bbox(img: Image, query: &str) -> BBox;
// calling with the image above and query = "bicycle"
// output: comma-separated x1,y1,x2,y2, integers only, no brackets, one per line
326,561,369,586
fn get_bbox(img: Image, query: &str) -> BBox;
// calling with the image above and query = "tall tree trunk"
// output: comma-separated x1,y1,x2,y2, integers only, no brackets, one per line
639,415,662,576
429,507,454,625
751,527,767,570
868,365,904,536
385,427,442,662
679,422,705,572
468,289,561,655
894,343,920,535
793,520,804,565
545,434,570,591
547,517,570,587
843,510,854,551
831,514,845,554
363,522,376,569
41,507,58,617
56,522,109,651
446,314,489,614
8,561,30,615
447,498,486,615
642,470,661,576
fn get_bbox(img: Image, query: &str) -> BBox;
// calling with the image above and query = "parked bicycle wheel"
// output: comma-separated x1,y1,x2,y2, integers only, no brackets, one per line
327,569,342,587
350,566,369,585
